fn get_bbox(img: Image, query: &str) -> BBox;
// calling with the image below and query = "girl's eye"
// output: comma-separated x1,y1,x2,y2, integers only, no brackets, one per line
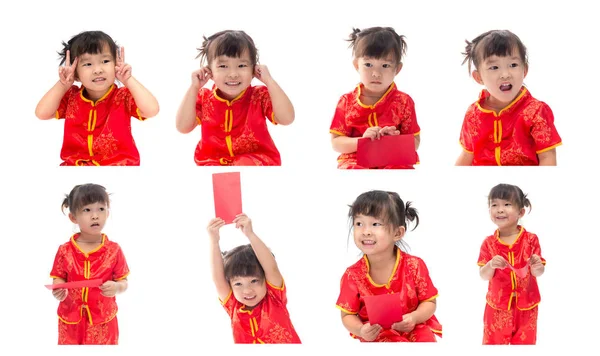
82,63,91,67
364,63,372,68
373,222,382,226
233,282,242,287
489,66,498,70
83,208,90,212
218,65,227,68
355,222,363,227
510,63,519,68
382,64,391,68
238,64,247,68
99,207,105,211
251,279,259,284
103,59,111,64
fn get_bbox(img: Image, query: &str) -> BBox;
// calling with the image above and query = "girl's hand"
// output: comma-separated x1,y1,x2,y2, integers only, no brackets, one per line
529,254,543,268
379,126,400,136
363,126,382,141
100,281,119,297
59,50,78,87
192,67,212,90
115,47,132,85
359,323,382,341
490,255,508,269
52,288,68,301
253,65,273,85
207,218,226,241
392,313,416,333
233,214,254,237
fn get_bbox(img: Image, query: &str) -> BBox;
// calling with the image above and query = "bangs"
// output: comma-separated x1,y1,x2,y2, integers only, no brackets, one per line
488,184,519,205
349,191,395,224
208,32,257,65
223,245,265,282
478,31,526,64
355,31,402,63
71,31,117,61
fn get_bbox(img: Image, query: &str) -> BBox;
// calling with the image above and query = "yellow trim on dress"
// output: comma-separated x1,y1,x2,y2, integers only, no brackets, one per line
356,82,395,109
536,142,562,154
365,247,401,289
336,305,358,315
330,129,346,136
219,290,232,305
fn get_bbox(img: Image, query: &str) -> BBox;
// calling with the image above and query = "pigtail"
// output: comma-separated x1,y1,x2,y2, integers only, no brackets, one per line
396,32,407,62
196,35,211,63
346,28,361,49
57,39,73,66
404,201,420,231
519,188,532,213
61,194,70,214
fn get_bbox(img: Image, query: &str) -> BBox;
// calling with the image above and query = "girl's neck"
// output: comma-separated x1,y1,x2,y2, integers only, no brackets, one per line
83,86,112,102
366,247,397,268
77,232,103,243
497,225,521,244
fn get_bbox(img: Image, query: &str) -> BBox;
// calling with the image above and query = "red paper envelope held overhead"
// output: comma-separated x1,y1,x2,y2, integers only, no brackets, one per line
45,279,103,290
356,134,417,168
212,172,242,224
363,293,404,329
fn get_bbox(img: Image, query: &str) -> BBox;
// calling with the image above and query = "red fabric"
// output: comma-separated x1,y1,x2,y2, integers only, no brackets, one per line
55,85,146,166
477,226,544,310
459,87,561,165
58,314,119,345
221,281,301,343
483,303,538,344
50,234,129,326
336,248,441,342
329,83,420,169
194,85,281,166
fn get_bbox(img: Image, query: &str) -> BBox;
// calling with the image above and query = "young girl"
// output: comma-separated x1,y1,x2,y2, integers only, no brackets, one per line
207,214,301,343
456,30,562,166
176,30,295,166
336,191,441,342
35,31,159,166
330,27,421,169
49,184,129,345
478,183,545,344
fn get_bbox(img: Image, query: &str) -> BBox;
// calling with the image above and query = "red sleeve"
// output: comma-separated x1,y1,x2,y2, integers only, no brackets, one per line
120,87,147,121
478,238,492,266
398,95,420,135
531,104,561,153
195,88,208,126
256,86,276,125
50,245,67,279
221,290,237,317
329,95,351,136
112,244,130,280
266,280,287,304
55,86,79,120
528,233,546,264
336,268,359,314
459,107,477,153
414,258,438,302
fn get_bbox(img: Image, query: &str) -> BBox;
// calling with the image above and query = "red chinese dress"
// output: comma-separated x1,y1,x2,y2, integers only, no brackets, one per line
50,233,130,344
336,248,442,342
55,84,147,166
329,83,420,169
220,280,301,343
194,85,281,166
459,87,562,165
477,226,545,344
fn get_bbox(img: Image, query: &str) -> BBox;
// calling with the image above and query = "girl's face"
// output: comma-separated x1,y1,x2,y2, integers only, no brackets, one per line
354,55,402,98
76,44,116,101
472,52,528,109
69,202,109,236
353,214,404,256
230,275,267,309
489,198,525,231
209,51,254,101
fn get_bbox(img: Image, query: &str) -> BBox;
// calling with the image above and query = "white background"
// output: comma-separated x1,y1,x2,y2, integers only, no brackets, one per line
0,0,598,355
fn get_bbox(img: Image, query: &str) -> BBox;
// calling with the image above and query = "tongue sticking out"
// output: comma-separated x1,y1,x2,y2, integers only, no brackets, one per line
500,84,512,92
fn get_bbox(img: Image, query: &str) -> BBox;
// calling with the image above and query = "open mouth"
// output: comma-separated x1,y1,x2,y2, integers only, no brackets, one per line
91,223,100,227
226,81,241,86
362,240,376,246
92,77,106,83
243,295,256,301
499,83,512,92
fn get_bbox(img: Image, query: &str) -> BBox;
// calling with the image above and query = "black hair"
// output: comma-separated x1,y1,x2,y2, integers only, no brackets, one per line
196,30,258,67
462,30,528,74
62,183,110,215
58,30,118,66
347,27,407,65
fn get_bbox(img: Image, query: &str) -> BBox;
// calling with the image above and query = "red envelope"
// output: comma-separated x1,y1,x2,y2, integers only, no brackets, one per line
356,134,416,168
45,279,103,290
212,172,242,224
509,264,529,278
363,293,404,329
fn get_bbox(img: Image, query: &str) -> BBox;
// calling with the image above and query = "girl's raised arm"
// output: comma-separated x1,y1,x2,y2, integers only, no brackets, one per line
35,50,78,120
233,214,283,288
115,47,159,118
176,67,212,133
254,65,294,126
208,218,230,301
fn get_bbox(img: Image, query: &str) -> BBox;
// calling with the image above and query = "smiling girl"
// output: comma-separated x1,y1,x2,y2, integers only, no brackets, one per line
35,31,159,166
176,30,294,166
207,214,301,343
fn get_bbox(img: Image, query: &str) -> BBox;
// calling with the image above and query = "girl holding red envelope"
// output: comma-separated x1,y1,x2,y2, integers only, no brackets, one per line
329,27,421,169
336,191,442,342
49,184,130,344
207,214,301,343
176,30,295,166
477,184,545,344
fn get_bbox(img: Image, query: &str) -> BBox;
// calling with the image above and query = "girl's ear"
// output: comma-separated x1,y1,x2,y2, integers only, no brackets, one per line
472,70,483,85
353,58,359,71
393,226,406,242
524,65,528,79
519,208,526,218
395,62,403,75
68,213,77,224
